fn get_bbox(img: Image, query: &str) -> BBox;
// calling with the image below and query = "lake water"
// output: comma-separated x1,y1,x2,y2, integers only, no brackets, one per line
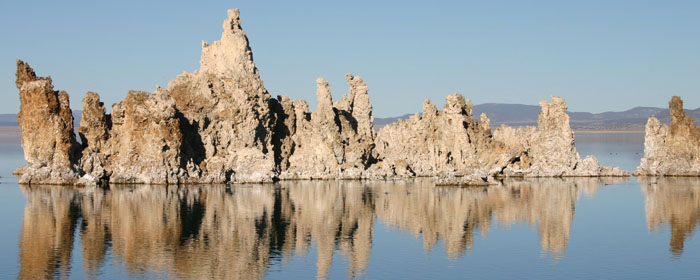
0,131,698,279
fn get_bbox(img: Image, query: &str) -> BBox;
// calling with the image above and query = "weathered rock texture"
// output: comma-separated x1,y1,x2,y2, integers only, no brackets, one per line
634,96,700,176
14,60,81,184
273,75,378,179
376,95,628,185
14,9,627,185
493,97,628,178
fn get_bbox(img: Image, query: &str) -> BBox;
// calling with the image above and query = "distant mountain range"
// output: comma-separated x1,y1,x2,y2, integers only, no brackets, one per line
2,105,699,131
374,104,700,130
0,110,83,127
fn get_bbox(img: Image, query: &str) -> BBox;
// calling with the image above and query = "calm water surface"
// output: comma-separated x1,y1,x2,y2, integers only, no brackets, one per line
0,131,698,279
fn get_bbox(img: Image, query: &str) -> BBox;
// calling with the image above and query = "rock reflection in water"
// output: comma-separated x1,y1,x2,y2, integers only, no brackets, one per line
19,178,626,279
374,177,625,258
640,177,700,256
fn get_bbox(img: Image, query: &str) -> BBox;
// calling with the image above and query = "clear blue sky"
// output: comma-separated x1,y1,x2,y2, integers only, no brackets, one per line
1,0,699,117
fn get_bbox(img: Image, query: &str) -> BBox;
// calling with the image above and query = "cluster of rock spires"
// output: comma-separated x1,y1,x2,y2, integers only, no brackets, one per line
18,8,698,186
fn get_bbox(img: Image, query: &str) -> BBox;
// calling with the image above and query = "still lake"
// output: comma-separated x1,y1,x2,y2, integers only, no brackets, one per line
0,131,698,279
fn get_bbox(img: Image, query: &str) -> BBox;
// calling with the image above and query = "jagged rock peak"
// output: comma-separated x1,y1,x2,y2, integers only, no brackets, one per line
16,60,46,88
314,78,334,122
669,96,698,137
200,8,258,78
346,74,375,138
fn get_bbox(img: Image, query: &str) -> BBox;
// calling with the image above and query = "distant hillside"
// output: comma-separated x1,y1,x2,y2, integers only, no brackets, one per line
375,104,700,130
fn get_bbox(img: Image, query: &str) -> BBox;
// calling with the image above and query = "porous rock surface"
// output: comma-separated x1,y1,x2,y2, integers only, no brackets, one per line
634,96,700,176
14,61,81,184
14,9,627,185
376,95,628,185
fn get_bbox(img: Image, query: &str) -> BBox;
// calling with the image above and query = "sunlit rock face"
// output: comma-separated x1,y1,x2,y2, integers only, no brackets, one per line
635,96,700,176
14,60,81,184
18,178,628,278
375,95,512,182
167,9,277,183
274,75,378,179
376,95,628,185
639,177,700,256
14,9,628,185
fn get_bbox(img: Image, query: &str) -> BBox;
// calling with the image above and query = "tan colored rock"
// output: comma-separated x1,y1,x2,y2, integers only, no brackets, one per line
634,96,700,176
14,60,81,184
78,91,110,184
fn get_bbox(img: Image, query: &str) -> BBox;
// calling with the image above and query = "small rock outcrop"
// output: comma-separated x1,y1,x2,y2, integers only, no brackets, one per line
634,96,700,176
14,9,629,185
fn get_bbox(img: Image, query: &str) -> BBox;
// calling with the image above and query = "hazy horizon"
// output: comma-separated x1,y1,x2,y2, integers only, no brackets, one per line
2,1,699,117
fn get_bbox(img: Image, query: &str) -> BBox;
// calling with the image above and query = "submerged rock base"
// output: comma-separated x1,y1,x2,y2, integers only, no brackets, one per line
14,9,628,186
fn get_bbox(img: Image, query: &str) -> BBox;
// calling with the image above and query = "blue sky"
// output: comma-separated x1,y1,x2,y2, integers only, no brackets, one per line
1,0,699,117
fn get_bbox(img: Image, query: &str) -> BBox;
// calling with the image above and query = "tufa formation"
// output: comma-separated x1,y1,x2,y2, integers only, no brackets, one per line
634,96,700,176
14,9,628,186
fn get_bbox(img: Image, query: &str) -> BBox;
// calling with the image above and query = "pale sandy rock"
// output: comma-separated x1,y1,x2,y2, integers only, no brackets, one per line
167,8,276,183
375,94,517,181
103,89,184,184
14,60,81,184
634,96,700,176
494,97,628,177
377,95,627,186
275,76,378,179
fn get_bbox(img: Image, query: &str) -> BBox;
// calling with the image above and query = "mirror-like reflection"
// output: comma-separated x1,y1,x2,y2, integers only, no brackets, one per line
374,178,613,258
640,177,700,257
20,178,633,279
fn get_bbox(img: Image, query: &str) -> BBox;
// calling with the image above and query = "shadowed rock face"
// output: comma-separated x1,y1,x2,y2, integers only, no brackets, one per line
14,9,628,185
635,96,700,176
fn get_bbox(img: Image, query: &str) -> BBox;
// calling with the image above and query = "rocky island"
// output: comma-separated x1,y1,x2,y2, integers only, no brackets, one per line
13,9,628,186
634,96,700,176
